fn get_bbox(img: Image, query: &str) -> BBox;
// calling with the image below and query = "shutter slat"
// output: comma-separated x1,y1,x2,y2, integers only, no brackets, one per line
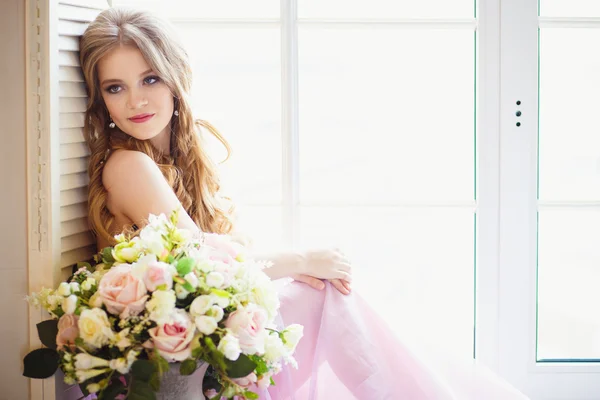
61,187,88,207
59,66,84,83
61,157,88,175
60,142,90,159
59,81,87,98
59,0,107,11
58,19,89,36
62,232,95,253
60,173,89,191
60,112,85,129
61,217,90,237
58,4,103,22
61,127,85,144
60,245,97,269
58,35,79,51
59,50,80,67
61,203,89,223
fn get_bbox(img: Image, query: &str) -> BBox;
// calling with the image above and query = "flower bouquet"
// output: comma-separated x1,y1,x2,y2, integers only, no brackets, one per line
24,211,303,399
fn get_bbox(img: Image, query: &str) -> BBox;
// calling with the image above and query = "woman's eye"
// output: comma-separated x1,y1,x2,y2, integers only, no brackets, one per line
107,85,121,94
144,76,160,85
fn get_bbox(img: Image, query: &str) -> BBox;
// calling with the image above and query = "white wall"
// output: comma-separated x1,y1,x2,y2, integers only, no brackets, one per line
0,0,30,399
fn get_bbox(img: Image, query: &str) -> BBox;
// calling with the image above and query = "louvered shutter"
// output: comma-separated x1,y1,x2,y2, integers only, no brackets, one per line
57,0,107,277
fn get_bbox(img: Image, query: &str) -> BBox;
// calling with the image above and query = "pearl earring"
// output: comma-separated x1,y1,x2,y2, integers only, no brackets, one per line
174,110,179,117
108,118,115,129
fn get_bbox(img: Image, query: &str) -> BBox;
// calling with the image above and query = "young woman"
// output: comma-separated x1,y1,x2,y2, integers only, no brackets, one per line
79,7,529,400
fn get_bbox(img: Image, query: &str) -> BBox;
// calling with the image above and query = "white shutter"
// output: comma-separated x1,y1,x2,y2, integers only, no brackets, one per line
57,0,107,275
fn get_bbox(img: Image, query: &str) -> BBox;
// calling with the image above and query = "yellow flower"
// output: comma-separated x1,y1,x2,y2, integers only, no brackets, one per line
78,308,114,348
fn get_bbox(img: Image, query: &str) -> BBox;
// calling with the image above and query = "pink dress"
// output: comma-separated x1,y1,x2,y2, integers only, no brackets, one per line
261,281,529,400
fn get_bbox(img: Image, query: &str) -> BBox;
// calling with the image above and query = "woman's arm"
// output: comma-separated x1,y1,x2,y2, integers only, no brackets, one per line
103,150,351,293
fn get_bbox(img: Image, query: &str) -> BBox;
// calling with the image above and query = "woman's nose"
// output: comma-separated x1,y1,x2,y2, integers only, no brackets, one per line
127,89,148,109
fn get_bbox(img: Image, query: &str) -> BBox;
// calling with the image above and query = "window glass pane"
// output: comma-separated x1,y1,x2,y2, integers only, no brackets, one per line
111,0,279,19
299,0,474,19
537,209,600,360
299,28,475,204
540,0,600,17
298,206,475,356
174,25,282,204
234,205,283,253
539,29,600,202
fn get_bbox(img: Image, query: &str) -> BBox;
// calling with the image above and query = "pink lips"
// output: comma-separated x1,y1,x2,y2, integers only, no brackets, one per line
128,113,155,123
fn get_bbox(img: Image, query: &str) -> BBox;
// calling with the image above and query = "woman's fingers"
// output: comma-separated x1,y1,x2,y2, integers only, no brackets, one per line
293,274,325,290
332,270,352,283
329,279,351,295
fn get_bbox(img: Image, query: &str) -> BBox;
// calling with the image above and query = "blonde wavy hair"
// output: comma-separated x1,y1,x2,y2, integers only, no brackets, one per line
80,7,234,245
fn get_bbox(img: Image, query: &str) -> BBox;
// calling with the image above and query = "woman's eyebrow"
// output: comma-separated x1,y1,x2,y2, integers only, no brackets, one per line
101,69,153,86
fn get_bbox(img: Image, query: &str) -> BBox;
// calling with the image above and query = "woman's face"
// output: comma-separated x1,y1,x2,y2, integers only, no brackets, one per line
97,45,174,151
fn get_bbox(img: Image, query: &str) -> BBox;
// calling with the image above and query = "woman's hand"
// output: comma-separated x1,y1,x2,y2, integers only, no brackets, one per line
292,248,353,295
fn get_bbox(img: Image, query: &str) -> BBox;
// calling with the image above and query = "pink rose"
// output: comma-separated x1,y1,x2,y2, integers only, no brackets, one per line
143,261,173,292
204,234,239,260
145,310,195,362
56,314,79,351
232,372,257,389
98,265,148,318
225,305,268,355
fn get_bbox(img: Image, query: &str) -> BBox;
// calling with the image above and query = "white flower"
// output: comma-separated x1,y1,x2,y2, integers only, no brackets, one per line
184,272,199,289
74,353,110,370
64,376,76,385
76,368,110,383
139,228,166,257
81,278,96,292
78,308,114,348
206,272,225,288
113,328,132,351
89,292,103,308
282,324,304,352
86,383,101,394
195,316,218,335
112,238,142,264
211,292,230,309
69,282,80,293
146,290,176,325
207,305,224,322
174,283,190,300
264,333,286,362
62,295,78,315
47,295,62,310
57,282,71,297
218,332,241,361
109,357,130,374
189,295,213,317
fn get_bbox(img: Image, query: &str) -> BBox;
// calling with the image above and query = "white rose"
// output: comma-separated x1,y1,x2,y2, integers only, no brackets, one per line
78,308,114,348
184,272,199,289
282,324,304,352
206,272,225,288
62,295,78,315
264,333,286,362
74,353,110,370
146,290,176,325
81,278,96,292
195,316,218,335
207,305,224,322
190,295,213,317
69,282,80,293
218,333,241,361
57,282,71,297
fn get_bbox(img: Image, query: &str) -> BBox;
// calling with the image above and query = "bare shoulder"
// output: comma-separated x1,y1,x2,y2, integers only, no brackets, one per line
102,149,160,192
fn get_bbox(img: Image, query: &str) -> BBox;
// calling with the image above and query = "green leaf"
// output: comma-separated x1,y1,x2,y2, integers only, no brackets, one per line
74,337,85,348
249,355,268,376
128,380,157,400
270,377,276,386
182,281,195,292
36,320,58,350
179,359,197,376
102,247,115,263
151,352,170,376
98,379,125,400
22,348,59,379
130,359,156,382
243,390,259,400
149,372,161,392
176,257,194,276
225,354,257,379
